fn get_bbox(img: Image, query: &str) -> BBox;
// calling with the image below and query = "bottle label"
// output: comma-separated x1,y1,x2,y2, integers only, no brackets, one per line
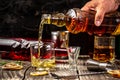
112,24,120,35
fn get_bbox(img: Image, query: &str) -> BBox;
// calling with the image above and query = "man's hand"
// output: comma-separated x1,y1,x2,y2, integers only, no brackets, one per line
81,0,119,26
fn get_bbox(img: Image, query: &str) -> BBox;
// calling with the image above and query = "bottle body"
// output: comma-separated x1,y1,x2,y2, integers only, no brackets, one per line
66,8,120,36
85,14,120,36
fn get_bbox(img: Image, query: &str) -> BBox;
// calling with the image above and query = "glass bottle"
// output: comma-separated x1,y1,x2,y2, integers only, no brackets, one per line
41,8,120,36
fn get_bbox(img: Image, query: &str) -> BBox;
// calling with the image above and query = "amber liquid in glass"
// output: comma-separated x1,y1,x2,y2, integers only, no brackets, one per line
34,18,56,68
93,47,115,62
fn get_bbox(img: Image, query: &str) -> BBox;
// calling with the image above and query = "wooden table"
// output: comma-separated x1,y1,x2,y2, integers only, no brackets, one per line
0,57,120,80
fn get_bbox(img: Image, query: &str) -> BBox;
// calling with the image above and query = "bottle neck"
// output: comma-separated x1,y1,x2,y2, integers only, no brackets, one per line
41,13,66,27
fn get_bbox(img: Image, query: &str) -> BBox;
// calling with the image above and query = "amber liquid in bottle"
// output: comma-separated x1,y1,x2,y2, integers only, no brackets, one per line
87,16,120,36
44,18,66,27
65,12,120,36
65,17,88,34
41,13,66,27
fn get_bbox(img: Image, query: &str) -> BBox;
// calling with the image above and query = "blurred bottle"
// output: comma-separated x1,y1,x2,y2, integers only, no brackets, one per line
0,38,38,61
86,59,113,71
41,8,120,36
51,31,69,59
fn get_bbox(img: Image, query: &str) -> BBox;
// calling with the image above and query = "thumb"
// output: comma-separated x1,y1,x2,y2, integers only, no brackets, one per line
95,10,105,26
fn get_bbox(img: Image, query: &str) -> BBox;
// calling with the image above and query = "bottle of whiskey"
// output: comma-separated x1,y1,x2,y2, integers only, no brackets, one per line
41,8,120,36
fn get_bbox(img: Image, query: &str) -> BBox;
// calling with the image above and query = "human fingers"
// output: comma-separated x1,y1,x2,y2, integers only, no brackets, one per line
94,7,105,26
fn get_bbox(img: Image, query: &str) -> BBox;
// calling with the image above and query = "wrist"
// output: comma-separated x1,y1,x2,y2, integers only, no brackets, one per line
115,0,120,6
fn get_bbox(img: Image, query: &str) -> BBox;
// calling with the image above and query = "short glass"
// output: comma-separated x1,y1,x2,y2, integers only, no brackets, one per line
30,42,55,70
93,36,115,62
67,46,81,71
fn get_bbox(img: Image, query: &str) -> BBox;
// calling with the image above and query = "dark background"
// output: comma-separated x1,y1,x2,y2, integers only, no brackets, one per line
0,0,120,58
0,0,88,38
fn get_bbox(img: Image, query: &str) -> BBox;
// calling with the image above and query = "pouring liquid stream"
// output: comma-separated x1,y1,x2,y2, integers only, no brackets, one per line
38,19,45,58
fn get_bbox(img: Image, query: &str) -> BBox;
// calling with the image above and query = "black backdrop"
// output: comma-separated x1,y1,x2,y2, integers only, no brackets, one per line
0,0,88,38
